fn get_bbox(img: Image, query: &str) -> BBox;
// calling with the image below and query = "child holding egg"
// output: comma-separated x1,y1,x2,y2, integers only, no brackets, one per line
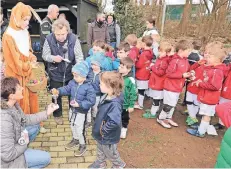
51,61,96,156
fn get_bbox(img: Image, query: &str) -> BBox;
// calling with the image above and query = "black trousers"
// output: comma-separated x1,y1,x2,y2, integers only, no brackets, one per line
50,79,70,117
183,81,189,105
122,109,130,128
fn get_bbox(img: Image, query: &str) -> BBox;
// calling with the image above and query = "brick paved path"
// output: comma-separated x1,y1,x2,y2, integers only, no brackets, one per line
29,90,98,168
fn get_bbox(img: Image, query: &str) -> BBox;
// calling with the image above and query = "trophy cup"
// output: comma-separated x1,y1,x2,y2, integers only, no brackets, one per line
51,89,59,105
52,94,58,104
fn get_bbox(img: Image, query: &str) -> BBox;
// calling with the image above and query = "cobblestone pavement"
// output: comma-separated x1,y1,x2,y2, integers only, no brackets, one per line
29,90,98,168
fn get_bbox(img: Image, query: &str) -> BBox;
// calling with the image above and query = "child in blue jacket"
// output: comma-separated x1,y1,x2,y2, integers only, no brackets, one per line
89,71,126,169
52,61,96,156
86,40,113,71
86,54,104,128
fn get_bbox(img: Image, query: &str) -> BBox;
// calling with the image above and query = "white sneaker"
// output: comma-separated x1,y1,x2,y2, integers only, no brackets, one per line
167,119,178,127
120,127,128,139
40,127,47,134
157,118,171,129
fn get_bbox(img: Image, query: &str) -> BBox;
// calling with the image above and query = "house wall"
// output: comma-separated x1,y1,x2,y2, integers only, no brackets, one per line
79,1,98,57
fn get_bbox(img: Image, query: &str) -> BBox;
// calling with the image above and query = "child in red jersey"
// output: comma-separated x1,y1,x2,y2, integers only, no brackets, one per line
214,63,231,130
157,40,192,129
187,41,227,137
185,57,207,126
134,35,153,109
125,34,140,78
125,34,139,63
143,42,171,118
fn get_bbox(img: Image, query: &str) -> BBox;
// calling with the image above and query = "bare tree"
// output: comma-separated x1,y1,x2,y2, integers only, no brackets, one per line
179,0,192,35
202,0,230,43
97,0,108,12
203,0,211,14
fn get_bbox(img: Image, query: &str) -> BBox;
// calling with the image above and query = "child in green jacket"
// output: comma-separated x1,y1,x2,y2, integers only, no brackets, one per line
118,57,137,139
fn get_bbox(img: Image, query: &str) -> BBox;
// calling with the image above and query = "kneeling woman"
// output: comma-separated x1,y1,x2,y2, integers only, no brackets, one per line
1,77,58,168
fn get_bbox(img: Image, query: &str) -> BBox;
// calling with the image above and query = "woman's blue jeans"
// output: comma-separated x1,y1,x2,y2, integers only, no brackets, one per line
24,124,51,168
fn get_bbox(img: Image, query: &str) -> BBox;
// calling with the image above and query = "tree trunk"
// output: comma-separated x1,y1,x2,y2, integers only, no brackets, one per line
212,0,219,14
156,3,162,29
217,0,229,24
197,0,206,36
203,0,229,41
179,0,192,35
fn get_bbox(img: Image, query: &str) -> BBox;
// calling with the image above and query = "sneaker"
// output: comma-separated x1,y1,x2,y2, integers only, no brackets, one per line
187,128,205,138
65,139,79,150
157,118,171,129
186,116,191,123
186,116,194,124
112,162,126,168
88,161,107,169
142,109,157,119
75,144,87,156
167,119,178,127
134,103,143,110
214,123,225,130
85,122,92,129
39,126,47,134
120,127,128,139
54,117,63,125
187,117,198,126
190,123,199,129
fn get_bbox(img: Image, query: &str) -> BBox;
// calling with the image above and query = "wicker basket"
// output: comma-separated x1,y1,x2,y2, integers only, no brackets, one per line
26,65,48,93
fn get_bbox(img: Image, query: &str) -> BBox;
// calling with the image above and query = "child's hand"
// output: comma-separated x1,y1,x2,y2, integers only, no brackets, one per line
189,70,196,80
70,100,79,107
128,108,134,113
189,76,196,81
51,88,59,95
183,72,191,78
190,70,195,76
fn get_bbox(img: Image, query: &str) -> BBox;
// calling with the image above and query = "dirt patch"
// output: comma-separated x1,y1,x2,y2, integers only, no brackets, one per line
118,99,225,168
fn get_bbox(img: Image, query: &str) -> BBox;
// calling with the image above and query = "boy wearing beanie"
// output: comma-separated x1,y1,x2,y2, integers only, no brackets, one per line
52,61,96,156
86,54,104,128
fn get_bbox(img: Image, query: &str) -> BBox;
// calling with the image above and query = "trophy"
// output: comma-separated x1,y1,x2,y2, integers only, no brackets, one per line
51,89,59,105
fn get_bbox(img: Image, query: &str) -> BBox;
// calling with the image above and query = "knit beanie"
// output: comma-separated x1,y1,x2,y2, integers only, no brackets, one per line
72,61,89,77
90,52,105,67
